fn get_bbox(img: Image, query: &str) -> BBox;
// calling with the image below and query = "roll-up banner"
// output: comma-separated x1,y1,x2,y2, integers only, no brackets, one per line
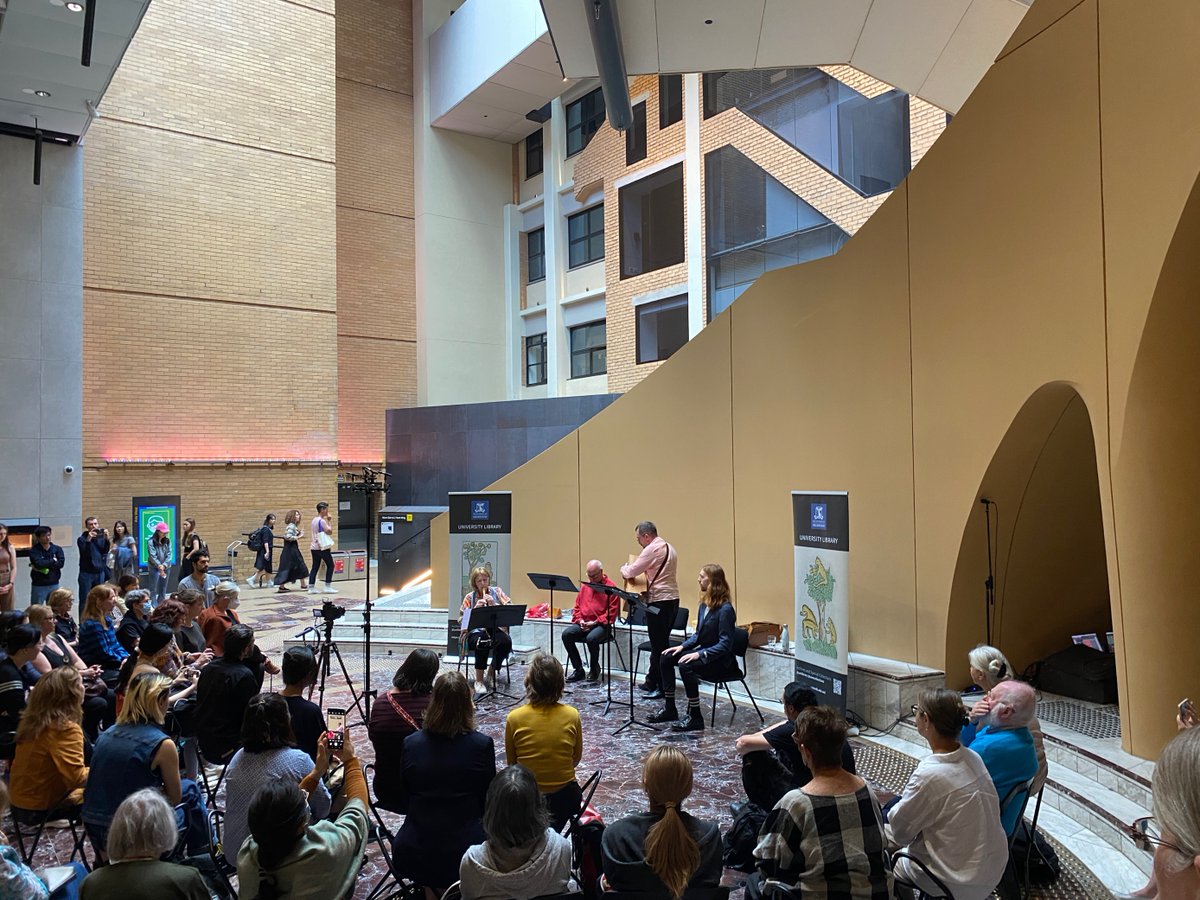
447,492,512,655
792,491,849,711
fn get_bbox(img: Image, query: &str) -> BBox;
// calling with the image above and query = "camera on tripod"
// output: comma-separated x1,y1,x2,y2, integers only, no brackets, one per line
320,600,346,623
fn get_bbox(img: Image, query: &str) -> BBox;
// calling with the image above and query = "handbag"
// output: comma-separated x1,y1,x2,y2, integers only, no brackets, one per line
316,530,334,551
82,672,109,701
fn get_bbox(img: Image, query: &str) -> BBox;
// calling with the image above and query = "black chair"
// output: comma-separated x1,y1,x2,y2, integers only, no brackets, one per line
632,606,689,684
1019,786,1049,896
197,746,235,807
363,763,421,900
760,880,800,899
206,807,239,898
890,849,957,899
995,777,1036,900
9,797,92,871
698,628,764,728
455,630,512,685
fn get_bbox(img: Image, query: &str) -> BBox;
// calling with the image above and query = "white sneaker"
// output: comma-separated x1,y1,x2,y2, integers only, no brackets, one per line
245,577,257,588
473,681,487,696
307,587,319,593
322,586,338,594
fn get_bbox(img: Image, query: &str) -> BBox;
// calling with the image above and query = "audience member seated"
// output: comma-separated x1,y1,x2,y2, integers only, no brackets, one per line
278,646,327,761
176,551,220,607
736,683,857,811
82,672,210,857
460,764,573,900
195,624,260,764
78,789,210,900
967,645,1048,793
0,779,87,900
368,648,438,810
172,590,208,657
148,600,213,678
504,653,583,831
960,679,1039,835
115,623,198,709
27,604,112,740
238,730,368,900
650,563,740,732
223,693,332,867
752,706,892,899
77,585,129,679
886,688,1008,900
10,667,89,812
115,590,151,656
197,582,243,655
393,671,496,898
49,589,79,646
1131,726,1200,900
601,745,722,899
0,624,41,757
562,559,618,683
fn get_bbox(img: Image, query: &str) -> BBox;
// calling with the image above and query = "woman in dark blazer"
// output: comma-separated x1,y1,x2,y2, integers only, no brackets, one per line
649,563,739,732
392,671,496,897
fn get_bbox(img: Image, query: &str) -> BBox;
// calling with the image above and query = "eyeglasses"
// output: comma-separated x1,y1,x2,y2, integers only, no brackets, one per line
911,705,924,719
1130,817,1190,856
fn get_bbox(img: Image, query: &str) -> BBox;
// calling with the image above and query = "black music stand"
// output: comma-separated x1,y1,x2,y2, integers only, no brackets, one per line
581,581,632,717
586,583,661,734
466,603,526,704
527,573,578,666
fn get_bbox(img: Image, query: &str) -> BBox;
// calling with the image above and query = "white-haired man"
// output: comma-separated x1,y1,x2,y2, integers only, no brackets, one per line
962,679,1040,835
562,560,619,683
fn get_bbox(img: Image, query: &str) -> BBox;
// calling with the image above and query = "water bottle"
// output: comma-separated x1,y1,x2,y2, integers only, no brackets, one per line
780,625,790,653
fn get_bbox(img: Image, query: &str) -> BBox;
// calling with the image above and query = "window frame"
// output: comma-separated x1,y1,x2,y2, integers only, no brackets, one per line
524,332,547,387
619,162,686,279
635,294,689,365
524,128,544,179
659,74,683,128
526,227,546,284
626,101,647,165
568,320,607,379
567,204,605,269
566,87,606,157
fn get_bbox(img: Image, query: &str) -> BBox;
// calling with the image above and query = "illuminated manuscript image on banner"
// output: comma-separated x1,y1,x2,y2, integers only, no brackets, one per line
447,492,512,655
792,491,849,711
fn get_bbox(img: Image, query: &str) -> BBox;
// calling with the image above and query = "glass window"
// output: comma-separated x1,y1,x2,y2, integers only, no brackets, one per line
569,321,607,378
626,102,647,165
636,295,689,364
525,333,547,386
619,163,685,279
659,74,683,128
525,128,543,178
527,228,545,283
702,68,910,196
567,205,605,268
566,88,606,157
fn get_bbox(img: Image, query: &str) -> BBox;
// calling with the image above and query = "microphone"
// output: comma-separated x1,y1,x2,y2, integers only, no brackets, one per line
294,625,319,640
979,497,993,506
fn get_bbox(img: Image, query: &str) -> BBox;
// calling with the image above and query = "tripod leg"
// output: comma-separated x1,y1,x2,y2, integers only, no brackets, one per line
329,642,369,724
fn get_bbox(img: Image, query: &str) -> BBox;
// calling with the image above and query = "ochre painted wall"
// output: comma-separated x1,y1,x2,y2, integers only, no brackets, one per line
430,0,1200,757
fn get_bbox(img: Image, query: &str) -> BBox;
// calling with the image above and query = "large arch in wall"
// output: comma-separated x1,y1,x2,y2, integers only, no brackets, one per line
943,384,1111,691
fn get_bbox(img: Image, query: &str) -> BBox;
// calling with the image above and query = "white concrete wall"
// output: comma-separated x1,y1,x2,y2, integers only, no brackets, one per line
0,135,83,605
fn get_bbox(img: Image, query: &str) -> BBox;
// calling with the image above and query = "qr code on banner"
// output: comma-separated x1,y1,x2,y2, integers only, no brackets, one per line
833,679,843,695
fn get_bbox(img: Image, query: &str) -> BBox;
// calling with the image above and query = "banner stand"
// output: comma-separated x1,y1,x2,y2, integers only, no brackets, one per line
447,492,513,657
792,491,850,712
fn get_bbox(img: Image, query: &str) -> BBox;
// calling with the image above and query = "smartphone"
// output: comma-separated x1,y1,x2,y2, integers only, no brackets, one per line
1180,698,1192,718
326,708,346,750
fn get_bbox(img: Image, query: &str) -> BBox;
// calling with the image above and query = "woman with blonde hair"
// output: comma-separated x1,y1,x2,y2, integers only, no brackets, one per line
10,666,89,811
602,745,722,899
651,563,740,732
459,566,513,695
393,671,496,898
49,588,78,645
27,604,111,740
965,644,1047,793
273,510,309,593
505,653,583,831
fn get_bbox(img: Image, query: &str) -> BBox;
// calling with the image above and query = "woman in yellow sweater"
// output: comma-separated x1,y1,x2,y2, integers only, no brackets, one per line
504,654,583,831
10,666,89,811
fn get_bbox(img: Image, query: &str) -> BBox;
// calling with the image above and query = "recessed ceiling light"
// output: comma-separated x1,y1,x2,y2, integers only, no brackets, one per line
35,90,52,98
704,19,714,25
66,1,85,10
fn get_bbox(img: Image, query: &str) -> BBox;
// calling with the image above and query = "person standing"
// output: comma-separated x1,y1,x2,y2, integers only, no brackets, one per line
308,502,337,595
0,524,15,613
178,518,203,581
77,516,111,611
109,520,138,583
246,514,275,589
147,523,172,605
28,526,65,607
562,560,619,683
620,521,678,696
274,510,309,593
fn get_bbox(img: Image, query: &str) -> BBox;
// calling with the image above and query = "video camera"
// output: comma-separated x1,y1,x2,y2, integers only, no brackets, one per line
320,600,346,623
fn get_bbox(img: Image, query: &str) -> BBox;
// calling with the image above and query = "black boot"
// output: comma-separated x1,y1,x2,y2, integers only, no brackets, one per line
586,662,601,682
648,703,678,724
672,706,704,732
567,668,586,683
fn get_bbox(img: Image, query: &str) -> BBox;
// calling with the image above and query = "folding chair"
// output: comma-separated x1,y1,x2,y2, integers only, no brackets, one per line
891,849,957,899
9,797,92,871
197,746,235,807
699,628,765,728
206,807,239,898
363,763,419,900
996,777,1036,900
632,606,689,684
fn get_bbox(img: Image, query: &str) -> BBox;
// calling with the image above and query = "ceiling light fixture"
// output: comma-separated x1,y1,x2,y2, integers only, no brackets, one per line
66,1,85,11
35,90,51,97
704,19,714,25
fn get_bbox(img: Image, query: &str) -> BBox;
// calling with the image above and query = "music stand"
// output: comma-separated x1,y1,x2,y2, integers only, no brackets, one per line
585,583,661,734
580,581,632,717
526,573,578,666
466,603,527,705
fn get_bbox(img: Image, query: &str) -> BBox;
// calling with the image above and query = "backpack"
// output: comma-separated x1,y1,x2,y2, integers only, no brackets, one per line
246,528,263,552
571,806,606,900
723,802,768,872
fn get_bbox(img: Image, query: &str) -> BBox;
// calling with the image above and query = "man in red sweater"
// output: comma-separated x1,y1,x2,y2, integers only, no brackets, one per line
562,560,620,682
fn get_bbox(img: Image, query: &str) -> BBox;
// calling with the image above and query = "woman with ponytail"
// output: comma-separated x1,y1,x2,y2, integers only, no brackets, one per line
237,727,368,900
965,644,1047,792
887,688,1008,900
601,746,722,899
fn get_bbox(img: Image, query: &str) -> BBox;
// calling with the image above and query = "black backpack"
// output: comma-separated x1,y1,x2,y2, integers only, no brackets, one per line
246,528,263,552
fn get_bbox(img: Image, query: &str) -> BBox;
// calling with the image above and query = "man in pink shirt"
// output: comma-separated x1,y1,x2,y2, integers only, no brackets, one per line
619,521,679,697
563,560,620,683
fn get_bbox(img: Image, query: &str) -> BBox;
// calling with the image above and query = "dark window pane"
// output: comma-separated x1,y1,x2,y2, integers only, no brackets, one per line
619,164,685,278
527,228,546,283
659,74,683,128
525,333,547,386
525,128,543,178
626,101,647,165
636,295,689,364
566,87,606,157
569,321,606,378
566,204,604,269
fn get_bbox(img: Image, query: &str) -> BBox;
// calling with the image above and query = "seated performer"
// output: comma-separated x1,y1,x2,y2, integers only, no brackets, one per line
459,567,513,696
562,560,619,683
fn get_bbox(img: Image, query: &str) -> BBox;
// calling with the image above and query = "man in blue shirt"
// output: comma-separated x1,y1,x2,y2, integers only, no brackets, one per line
77,516,111,612
28,525,65,605
962,679,1039,835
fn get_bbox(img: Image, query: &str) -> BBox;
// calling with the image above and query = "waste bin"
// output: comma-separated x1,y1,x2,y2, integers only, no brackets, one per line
332,550,350,581
349,550,367,580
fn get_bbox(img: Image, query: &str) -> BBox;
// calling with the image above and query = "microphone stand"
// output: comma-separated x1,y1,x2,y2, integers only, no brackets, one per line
981,498,995,646
586,584,661,736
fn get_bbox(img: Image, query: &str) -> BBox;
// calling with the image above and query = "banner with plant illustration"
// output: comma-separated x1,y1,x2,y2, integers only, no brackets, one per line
792,491,849,711
447,492,512,655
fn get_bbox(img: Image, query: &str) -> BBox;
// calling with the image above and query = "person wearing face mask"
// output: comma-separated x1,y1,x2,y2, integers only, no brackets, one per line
198,582,245,656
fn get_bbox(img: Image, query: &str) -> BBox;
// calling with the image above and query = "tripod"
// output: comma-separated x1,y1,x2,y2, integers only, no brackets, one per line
305,608,368,725
343,466,391,720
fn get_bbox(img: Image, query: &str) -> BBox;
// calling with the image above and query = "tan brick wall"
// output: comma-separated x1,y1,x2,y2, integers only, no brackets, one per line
910,97,947,170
